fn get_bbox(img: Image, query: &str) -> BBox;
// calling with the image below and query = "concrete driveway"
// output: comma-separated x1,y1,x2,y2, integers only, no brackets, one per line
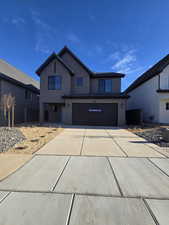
0,127,169,225
37,127,165,157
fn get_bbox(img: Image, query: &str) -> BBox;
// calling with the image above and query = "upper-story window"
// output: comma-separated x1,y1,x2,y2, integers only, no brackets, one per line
48,75,62,90
53,62,56,73
98,79,112,93
166,103,169,110
25,90,32,100
76,77,83,87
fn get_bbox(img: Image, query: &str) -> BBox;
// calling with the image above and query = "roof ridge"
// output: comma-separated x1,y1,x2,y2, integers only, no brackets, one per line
58,46,93,74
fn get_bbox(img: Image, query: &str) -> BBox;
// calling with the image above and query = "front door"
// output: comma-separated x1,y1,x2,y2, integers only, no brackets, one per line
44,104,62,123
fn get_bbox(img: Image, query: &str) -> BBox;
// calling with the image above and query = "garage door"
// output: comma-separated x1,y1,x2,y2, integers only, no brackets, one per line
72,103,118,126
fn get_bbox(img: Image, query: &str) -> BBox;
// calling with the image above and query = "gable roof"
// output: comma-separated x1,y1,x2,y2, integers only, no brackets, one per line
0,72,39,94
36,52,74,76
36,46,126,78
58,46,93,74
125,54,169,94
0,59,39,89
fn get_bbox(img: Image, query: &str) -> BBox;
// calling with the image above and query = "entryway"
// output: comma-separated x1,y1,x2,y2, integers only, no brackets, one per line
44,103,62,123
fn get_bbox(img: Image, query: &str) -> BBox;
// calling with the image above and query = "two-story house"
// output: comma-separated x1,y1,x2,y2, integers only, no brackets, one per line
126,54,169,124
0,59,39,125
36,46,128,126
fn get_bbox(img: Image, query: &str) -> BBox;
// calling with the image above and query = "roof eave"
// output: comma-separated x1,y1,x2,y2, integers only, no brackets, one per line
36,52,56,76
125,71,161,94
125,54,169,94
36,52,74,76
91,73,125,79
0,72,40,94
62,94,129,99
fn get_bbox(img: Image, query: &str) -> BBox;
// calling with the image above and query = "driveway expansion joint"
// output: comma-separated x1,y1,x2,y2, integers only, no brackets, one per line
143,198,160,225
66,194,75,225
35,154,165,159
142,142,167,158
1,189,169,202
105,129,128,157
148,158,169,179
106,157,123,197
0,192,11,204
80,129,86,155
52,156,71,191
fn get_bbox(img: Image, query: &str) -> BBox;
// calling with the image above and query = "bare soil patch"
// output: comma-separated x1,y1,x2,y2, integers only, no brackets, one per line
0,154,32,180
4,123,63,154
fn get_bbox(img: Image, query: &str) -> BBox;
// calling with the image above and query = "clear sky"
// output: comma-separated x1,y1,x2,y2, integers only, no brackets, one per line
0,0,168,90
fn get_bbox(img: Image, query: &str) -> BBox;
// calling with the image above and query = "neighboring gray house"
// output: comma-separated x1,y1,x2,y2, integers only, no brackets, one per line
126,54,169,124
36,46,128,126
0,59,39,125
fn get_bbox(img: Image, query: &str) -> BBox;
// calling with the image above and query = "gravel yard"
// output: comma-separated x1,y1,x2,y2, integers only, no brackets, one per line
131,127,169,147
0,127,25,153
0,124,63,154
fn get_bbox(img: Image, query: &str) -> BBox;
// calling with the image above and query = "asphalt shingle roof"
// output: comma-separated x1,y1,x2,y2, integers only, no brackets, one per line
0,59,39,89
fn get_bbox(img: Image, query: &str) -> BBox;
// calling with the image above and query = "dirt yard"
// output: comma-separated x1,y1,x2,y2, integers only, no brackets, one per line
6,123,63,154
0,124,63,180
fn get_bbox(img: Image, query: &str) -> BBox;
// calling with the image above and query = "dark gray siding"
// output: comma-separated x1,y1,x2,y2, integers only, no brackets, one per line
0,79,39,125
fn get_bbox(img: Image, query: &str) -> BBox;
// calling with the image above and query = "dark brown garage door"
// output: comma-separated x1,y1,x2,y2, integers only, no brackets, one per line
72,103,118,126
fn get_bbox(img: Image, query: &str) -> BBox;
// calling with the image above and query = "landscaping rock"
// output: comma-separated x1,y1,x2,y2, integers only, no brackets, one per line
0,127,25,152
135,128,169,147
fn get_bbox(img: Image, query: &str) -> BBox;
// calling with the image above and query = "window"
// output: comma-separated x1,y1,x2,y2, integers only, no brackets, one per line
105,79,112,92
48,76,62,90
76,77,83,87
53,105,57,112
166,103,169,110
54,62,56,73
25,90,32,100
98,79,112,93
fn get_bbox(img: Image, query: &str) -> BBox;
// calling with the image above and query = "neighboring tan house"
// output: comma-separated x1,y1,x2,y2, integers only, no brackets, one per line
0,59,39,125
36,46,128,126
126,54,169,124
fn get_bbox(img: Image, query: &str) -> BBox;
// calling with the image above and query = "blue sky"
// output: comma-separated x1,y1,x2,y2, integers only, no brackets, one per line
0,0,169,90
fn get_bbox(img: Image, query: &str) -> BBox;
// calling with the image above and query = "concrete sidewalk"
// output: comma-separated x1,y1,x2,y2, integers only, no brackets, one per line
1,155,169,198
0,155,169,224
